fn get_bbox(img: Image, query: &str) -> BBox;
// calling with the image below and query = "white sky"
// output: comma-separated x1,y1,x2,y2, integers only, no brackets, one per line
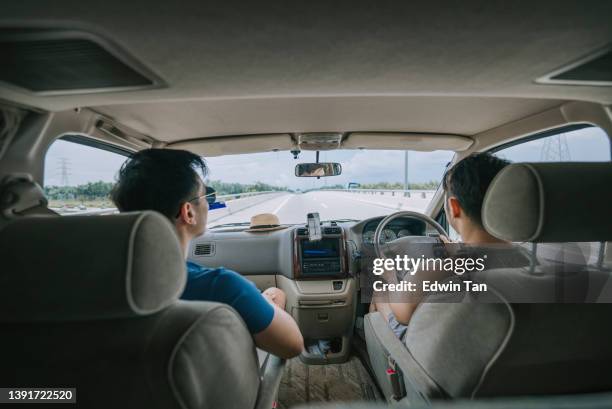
44,126,610,188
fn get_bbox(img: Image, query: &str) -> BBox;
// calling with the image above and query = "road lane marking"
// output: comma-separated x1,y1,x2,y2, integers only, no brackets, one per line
273,195,292,214
334,193,426,212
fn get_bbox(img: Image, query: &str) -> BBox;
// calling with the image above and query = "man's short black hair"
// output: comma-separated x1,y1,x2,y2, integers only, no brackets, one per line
111,149,208,220
442,152,510,226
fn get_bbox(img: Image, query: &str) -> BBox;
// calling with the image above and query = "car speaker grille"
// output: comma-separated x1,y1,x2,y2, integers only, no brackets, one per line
0,29,162,93
194,243,215,256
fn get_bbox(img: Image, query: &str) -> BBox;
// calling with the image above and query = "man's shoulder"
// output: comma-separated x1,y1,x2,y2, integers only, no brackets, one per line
187,261,235,275
182,262,274,334
185,261,250,287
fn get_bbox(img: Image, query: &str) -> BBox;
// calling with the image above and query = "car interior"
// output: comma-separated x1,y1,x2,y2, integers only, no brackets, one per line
1,2,612,409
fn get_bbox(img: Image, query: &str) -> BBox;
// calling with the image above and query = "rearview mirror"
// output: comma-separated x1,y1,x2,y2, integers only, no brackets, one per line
295,162,342,177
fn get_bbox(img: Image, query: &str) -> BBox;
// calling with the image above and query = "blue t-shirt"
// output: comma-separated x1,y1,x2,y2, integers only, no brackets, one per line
181,261,275,334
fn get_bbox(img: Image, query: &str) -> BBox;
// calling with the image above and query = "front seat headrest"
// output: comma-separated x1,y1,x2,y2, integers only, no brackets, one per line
0,211,186,322
482,162,612,243
0,175,57,220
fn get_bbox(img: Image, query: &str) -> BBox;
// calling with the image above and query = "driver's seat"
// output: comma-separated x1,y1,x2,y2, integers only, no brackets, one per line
365,162,612,404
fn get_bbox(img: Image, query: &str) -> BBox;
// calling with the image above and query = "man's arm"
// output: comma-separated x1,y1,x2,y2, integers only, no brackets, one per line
384,235,455,325
183,266,303,359
377,267,420,325
253,303,304,359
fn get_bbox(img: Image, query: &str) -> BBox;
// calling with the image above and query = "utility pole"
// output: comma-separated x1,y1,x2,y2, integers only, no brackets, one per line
403,151,409,196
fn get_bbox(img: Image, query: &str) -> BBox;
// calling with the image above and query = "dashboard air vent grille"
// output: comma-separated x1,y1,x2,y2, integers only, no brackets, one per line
194,242,215,256
324,227,342,234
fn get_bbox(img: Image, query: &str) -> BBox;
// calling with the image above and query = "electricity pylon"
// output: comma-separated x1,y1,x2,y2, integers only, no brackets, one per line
57,158,71,186
540,134,571,162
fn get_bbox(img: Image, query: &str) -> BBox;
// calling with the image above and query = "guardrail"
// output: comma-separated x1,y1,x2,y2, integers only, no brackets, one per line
321,188,437,199
208,191,286,221
52,190,288,217
216,190,282,201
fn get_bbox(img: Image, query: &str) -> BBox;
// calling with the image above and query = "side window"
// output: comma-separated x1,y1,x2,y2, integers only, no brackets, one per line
491,125,611,163
440,125,611,244
491,125,610,267
44,136,129,215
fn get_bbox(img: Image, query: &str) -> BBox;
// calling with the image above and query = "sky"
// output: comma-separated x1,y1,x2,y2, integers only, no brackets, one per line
44,126,610,188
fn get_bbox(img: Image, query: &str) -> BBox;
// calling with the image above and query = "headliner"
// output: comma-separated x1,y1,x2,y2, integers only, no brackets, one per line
0,1,611,143
93,96,564,142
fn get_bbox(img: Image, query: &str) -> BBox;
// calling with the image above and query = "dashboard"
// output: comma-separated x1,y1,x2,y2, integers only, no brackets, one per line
190,215,433,277
361,216,426,245
184,213,441,364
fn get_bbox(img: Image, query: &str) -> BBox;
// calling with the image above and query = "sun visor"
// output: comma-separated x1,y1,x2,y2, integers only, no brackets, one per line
167,134,297,157
342,132,473,151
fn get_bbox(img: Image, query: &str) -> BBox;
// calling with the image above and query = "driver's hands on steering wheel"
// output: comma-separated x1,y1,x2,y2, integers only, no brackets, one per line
439,234,453,244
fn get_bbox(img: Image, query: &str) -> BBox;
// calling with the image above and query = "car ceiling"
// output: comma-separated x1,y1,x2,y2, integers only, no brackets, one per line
93,96,566,143
1,0,611,143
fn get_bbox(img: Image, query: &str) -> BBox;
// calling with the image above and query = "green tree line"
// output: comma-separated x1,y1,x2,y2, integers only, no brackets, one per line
356,181,439,190
45,180,288,201
45,181,115,201
207,180,288,195
314,181,439,191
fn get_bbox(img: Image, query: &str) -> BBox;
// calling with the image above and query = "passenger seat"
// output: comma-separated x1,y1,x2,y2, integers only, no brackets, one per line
0,211,268,409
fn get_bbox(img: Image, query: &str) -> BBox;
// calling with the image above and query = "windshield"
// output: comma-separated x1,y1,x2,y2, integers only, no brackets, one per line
206,150,454,228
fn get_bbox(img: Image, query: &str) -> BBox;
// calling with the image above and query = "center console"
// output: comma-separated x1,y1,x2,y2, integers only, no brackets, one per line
278,224,355,364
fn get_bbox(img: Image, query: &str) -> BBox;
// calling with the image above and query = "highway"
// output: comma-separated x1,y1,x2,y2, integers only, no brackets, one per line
207,190,436,227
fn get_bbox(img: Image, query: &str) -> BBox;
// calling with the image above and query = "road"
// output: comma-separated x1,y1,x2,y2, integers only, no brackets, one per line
207,190,435,227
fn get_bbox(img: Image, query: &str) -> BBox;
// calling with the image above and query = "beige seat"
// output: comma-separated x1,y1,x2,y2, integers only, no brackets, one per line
365,162,612,404
0,211,281,409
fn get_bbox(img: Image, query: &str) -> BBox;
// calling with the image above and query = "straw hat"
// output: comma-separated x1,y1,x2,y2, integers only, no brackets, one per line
245,213,288,232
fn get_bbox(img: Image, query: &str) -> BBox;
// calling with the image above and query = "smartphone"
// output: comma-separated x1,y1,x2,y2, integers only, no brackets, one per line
307,212,322,241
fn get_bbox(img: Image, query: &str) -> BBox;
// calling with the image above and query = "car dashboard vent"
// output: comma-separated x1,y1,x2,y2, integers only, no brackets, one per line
323,227,342,235
0,28,165,94
537,46,612,86
194,242,215,257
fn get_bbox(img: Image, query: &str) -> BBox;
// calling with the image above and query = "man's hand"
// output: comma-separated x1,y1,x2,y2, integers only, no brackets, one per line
383,268,399,286
439,234,453,243
262,287,287,309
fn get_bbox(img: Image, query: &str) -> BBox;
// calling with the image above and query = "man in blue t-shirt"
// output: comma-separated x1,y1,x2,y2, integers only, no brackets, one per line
111,149,303,359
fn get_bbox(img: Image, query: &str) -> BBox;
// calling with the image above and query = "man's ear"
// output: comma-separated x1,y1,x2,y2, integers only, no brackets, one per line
448,196,462,219
177,202,197,225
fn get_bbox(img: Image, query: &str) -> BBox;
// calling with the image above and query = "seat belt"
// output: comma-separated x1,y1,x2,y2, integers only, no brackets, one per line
386,356,406,400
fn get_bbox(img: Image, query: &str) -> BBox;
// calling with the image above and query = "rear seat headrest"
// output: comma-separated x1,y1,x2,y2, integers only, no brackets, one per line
482,162,612,243
0,211,186,322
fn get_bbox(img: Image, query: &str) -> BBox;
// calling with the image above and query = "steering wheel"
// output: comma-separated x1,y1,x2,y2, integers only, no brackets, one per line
373,211,448,260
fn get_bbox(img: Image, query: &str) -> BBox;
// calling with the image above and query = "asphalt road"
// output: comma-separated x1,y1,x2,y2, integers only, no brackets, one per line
207,190,434,228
